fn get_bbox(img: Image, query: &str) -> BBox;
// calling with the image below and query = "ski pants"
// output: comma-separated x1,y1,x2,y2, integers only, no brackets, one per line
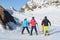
44,26,49,35
22,27,30,34
31,26,38,35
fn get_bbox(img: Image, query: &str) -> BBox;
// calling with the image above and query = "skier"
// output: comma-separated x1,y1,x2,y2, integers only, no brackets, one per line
41,16,51,36
21,18,30,34
30,17,38,35
0,16,5,31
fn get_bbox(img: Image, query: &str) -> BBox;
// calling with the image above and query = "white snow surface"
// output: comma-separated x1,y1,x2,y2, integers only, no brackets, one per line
0,6,60,40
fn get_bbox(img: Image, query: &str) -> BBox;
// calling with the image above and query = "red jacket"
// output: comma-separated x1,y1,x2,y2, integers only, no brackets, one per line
30,19,37,27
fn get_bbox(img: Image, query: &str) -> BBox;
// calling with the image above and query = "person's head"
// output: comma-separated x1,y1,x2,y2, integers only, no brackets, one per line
24,18,27,20
32,17,34,19
44,16,47,19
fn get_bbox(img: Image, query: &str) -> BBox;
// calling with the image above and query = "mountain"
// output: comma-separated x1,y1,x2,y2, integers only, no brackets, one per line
0,0,60,40
0,6,60,40
9,6,17,11
6,6,19,15
19,0,60,12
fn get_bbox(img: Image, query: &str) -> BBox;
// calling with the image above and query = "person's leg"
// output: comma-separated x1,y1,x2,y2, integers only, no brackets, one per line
22,27,25,34
46,26,49,35
42,25,44,32
30,27,33,35
44,26,49,36
26,27,30,34
34,26,38,35
44,26,46,36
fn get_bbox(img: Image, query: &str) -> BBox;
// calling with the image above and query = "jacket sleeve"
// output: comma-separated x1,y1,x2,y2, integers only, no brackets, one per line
34,20,37,24
48,20,51,26
28,22,30,25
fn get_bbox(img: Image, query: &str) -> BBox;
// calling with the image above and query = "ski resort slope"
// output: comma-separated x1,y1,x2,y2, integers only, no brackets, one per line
0,6,60,40
13,6,60,26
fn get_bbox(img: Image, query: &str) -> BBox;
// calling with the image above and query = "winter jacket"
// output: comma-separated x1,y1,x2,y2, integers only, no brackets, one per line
41,19,51,26
30,19,37,27
23,20,29,27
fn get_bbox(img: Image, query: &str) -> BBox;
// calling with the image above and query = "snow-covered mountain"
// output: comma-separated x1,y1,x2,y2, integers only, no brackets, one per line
0,6,60,40
0,0,60,40
6,6,19,15
20,0,60,12
18,0,60,26
9,6,17,11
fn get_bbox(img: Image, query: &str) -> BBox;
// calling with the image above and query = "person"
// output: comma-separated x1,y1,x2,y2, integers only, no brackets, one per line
21,18,30,34
30,17,38,35
0,6,16,30
41,16,51,36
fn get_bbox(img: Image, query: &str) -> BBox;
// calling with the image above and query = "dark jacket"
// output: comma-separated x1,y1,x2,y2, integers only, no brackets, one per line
41,19,51,26
4,10,16,24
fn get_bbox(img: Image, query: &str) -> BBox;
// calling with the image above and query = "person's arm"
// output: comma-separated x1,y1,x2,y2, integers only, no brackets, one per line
34,20,38,26
28,21,30,26
48,20,51,26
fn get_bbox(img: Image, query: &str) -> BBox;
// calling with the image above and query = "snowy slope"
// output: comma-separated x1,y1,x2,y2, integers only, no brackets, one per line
0,4,60,40
0,25,60,40
2,6,59,40
13,6,60,26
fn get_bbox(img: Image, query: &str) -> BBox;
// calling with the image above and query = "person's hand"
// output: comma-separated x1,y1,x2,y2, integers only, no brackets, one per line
36,23,38,25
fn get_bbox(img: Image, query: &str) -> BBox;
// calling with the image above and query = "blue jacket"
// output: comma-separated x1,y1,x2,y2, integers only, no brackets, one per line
23,20,29,27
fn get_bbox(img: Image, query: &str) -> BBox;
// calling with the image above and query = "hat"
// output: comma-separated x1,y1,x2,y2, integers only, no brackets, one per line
45,16,47,19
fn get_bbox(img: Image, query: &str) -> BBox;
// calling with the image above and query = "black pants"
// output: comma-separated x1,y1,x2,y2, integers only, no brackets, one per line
22,27,30,34
31,26,38,35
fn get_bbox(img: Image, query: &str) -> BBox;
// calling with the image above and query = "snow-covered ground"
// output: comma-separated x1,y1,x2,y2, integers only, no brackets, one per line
0,26,60,40
0,6,60,40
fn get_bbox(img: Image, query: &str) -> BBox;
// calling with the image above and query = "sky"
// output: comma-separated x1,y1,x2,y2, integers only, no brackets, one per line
0,0,29,11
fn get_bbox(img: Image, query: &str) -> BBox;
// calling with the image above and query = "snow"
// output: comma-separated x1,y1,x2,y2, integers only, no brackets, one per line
13,6,60,26
0,5,60,40
0,26,60,40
